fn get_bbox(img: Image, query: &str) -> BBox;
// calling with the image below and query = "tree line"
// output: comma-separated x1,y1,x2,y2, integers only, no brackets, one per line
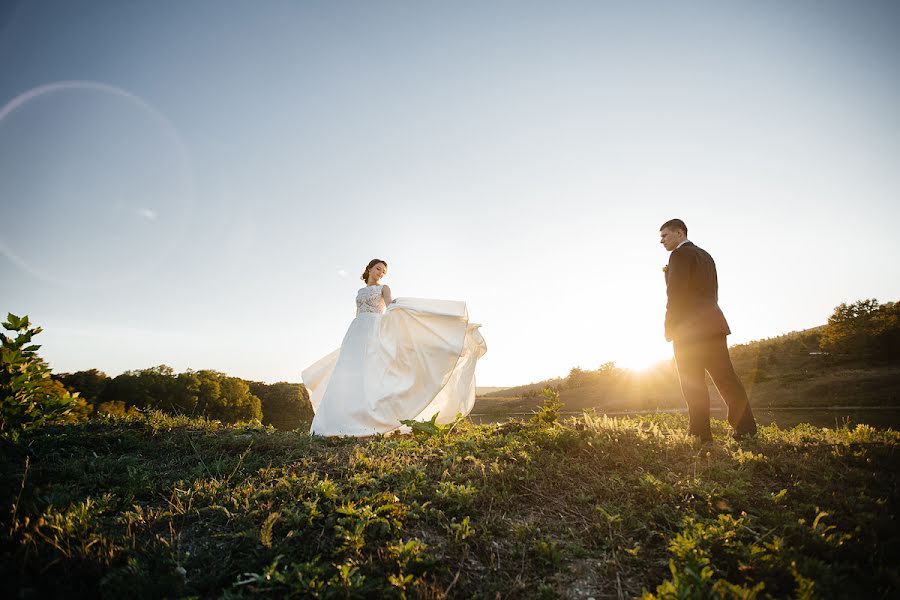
2,311,315,441
4,299,897,440
484,298,900,399
54,365,314,431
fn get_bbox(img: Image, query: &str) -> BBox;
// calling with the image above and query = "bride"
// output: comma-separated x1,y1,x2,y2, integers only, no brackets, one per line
302,259,487,437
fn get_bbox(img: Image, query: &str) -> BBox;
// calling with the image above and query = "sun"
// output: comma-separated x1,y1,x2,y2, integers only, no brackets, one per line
613,339,672,372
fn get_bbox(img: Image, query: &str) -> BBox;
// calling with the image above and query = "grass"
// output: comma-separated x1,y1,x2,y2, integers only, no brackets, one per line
475,365,900,417
2,408,898,599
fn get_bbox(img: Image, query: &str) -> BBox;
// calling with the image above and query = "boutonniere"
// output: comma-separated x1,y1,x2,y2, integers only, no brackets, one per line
662,265,668,274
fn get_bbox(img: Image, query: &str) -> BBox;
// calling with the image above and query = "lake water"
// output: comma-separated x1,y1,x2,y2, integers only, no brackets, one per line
469,407,900,430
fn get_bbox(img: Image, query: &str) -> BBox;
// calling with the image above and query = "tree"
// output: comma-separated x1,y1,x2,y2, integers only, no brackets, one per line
820,299,900,361
597,361,619,374
215,375,261,423
1,313,75,441
100,367,262,424
184,370,220,417
249,381,314,431
567,362,623,390
57,369,109,403
100,371,151,409
567,367,587,388
100,365,197,414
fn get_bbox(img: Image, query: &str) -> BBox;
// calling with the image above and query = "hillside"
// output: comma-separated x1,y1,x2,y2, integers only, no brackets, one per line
475,386,509,396
2,411,898,598
476,325,900,415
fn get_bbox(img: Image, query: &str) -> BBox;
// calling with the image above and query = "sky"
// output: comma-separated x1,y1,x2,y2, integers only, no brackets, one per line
1,0,899,387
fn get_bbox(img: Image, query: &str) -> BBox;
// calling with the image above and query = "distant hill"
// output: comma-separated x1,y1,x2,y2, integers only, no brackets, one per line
475,323,900,415
475,386,509,396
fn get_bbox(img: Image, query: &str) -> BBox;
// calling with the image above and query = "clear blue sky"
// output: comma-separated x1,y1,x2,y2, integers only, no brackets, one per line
2,0,899,386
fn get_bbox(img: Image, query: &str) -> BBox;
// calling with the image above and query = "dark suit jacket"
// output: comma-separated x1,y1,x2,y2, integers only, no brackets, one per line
664,241,731,341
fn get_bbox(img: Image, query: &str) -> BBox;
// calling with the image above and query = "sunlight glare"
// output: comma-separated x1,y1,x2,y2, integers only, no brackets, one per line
613,339,672,372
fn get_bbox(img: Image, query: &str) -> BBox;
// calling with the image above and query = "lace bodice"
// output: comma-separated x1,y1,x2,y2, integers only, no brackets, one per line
356,285,386,315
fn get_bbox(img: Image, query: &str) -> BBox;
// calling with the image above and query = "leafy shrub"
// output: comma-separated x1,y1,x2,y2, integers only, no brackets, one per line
1,313,75,441
531,388,562,424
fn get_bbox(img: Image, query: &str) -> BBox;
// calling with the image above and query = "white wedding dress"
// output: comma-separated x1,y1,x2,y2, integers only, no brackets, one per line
302,285,487,436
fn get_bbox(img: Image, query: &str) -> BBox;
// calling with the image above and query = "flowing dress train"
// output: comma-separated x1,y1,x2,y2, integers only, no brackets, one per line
302,285,487,436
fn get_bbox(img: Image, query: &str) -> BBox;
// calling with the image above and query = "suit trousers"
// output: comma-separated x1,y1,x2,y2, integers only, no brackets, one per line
673,335,757,439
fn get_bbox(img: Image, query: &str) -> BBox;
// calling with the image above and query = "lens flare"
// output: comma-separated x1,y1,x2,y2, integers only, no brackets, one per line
0,80,195,289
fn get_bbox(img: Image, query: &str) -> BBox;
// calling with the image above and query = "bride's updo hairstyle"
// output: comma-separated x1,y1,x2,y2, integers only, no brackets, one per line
361,259,387,283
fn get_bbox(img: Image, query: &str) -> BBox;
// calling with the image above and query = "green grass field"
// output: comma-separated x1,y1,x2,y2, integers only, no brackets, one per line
2,408,898,598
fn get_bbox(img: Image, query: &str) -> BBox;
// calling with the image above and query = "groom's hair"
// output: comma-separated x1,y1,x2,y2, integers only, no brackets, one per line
660,219,687,235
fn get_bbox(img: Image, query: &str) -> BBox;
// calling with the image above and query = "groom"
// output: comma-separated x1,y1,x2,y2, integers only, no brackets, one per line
660,219,757,442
